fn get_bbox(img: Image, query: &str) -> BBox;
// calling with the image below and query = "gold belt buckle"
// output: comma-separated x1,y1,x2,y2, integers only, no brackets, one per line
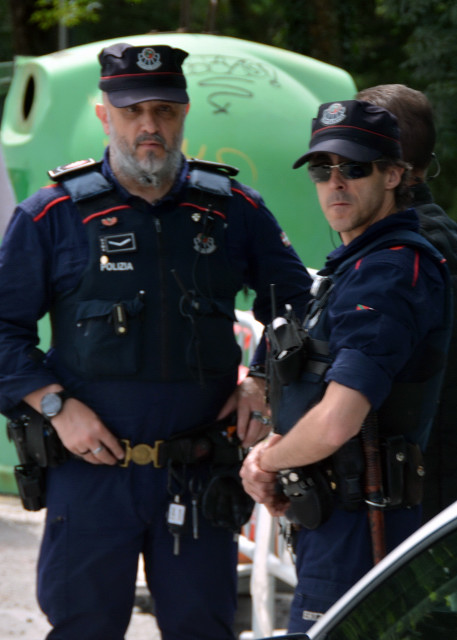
119,439,164,468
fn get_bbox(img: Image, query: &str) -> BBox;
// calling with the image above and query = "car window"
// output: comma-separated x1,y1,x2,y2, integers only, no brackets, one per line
325,529,457,639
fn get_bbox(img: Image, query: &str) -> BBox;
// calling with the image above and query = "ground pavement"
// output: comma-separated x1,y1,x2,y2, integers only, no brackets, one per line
0,494,292,639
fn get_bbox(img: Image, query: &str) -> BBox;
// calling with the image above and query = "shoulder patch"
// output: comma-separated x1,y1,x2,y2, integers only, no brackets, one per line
187,157,239,177
48,158,100,182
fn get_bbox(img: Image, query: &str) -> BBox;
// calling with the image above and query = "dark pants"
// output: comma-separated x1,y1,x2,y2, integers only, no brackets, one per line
288,505,421,632
38,459,238,640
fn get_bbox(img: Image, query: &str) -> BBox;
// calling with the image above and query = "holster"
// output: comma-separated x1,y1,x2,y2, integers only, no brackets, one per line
7,405,69,468
277,464,333,530
6,404,69,511
266,309,308,386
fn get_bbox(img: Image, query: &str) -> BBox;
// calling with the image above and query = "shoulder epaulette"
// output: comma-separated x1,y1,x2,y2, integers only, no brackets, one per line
48,158,101,182
187,157,239,178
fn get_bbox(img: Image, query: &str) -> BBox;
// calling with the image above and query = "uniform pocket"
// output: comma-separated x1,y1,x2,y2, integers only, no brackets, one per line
74,295,144,376
188,298,241,376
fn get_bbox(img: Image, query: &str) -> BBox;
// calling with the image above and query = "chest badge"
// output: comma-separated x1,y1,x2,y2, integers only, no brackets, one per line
193,233,217,255
101,216,119,227
100,232,137,254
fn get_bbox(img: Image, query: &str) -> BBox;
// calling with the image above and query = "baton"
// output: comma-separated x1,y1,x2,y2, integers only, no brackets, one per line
361,410,386,565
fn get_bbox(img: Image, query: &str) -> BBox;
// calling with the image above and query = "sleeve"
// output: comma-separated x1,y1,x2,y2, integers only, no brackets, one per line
325,246,448,409
0,200,85,413
226,185,313,365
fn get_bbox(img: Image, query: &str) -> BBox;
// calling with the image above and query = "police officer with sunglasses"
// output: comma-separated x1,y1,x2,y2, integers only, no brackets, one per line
241,100,452,632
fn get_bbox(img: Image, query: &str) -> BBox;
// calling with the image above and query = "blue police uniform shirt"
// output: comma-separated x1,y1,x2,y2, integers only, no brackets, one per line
323,210,448,420
0,150,311,429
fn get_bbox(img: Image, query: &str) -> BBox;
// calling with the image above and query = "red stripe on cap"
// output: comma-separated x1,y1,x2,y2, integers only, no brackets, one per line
312,124,399,144
101,71,183,80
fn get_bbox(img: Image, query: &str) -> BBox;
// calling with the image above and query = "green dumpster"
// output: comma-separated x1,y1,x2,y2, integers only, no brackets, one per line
0,33,356,493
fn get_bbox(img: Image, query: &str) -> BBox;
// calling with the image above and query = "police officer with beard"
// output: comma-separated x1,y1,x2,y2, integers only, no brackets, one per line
0,43,311,640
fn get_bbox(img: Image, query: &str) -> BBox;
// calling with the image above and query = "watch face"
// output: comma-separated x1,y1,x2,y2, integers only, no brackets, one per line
41,393,63,418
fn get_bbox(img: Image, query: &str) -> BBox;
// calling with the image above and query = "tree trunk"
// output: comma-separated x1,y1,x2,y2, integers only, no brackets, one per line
9,0,58,56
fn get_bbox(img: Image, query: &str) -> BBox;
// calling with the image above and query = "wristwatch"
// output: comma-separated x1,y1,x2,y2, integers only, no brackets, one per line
40,390,70,420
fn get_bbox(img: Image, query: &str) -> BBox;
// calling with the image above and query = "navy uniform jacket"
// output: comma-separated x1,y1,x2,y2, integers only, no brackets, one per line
276,209,450,453
0,151,312,440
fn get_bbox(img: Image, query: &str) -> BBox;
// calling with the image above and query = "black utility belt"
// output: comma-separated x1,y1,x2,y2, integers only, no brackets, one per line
7,408,243,511
278,434,425,530
119,413,242,469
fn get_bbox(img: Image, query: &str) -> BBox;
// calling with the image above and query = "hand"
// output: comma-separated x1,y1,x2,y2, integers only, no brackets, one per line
240,435,289,516
52,398,125,465
217,376,271,448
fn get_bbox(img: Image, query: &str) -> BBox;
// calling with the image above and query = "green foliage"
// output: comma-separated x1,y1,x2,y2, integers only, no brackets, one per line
374,0,457,218
31,0,105,28
4,0,457,216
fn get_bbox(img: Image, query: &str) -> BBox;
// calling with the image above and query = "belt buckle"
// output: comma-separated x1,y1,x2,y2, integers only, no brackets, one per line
119,439,164,468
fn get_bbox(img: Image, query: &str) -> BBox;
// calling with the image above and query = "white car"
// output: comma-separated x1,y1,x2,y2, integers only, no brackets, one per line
264,500,457,639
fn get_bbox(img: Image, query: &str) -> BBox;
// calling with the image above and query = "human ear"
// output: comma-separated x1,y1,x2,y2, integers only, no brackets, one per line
385,165,403,190
95,103,110,135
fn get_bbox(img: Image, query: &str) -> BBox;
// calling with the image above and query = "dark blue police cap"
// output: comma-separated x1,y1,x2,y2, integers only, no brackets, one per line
98,43,189,107
293,100,402,168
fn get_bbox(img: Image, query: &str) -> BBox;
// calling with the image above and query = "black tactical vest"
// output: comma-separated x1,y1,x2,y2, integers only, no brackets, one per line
273,229,451,450
50,160,244,383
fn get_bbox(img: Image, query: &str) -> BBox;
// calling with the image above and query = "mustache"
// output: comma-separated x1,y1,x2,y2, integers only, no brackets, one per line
135,133,168,150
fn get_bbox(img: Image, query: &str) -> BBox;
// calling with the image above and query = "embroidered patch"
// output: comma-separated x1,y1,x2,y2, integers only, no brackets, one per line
280,231,291,247
193,234,217,255
321,102,346,125
100,261,134,272
302,610,323,622
137,48,162,71
100,233,137,254
356,304,375,311
101,217,118,227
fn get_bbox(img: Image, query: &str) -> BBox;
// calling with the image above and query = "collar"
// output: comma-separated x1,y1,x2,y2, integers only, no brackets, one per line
325,209,420,268
100,148,189,205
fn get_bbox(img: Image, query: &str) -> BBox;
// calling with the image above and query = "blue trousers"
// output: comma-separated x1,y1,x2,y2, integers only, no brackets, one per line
38,459,238,640
288,505,421,632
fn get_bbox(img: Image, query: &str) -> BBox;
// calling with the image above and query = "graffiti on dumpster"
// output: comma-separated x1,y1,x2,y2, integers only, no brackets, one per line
184,55,281,114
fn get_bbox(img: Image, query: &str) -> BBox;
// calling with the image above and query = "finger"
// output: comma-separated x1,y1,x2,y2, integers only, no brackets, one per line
217,391,238,420
91,443,121,465
241,413,272,447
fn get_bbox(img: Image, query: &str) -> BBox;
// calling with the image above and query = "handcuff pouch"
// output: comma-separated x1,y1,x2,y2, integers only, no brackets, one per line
278,464,333,530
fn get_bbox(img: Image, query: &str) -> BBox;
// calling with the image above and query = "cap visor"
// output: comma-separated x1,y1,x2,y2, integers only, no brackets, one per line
293,139,381,169
107,88,189,107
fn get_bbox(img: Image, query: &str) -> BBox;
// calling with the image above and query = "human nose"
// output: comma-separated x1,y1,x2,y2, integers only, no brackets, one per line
327,165,346,188
139,110,160,134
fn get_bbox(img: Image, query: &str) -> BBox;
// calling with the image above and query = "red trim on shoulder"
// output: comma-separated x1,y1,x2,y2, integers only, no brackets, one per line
412,250,420,287
179,202,226,220
389,245,405,251
83,205,131,224
33,195,71,222
231,187,259,209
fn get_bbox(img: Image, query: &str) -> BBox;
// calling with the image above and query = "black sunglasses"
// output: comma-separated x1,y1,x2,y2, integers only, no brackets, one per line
308,160,382,183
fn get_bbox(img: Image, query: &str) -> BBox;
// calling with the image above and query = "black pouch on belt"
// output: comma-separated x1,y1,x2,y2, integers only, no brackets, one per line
277,464,333,530
201,465,255,532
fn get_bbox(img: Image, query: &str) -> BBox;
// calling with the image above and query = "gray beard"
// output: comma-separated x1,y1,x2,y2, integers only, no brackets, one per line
110,131,182,189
